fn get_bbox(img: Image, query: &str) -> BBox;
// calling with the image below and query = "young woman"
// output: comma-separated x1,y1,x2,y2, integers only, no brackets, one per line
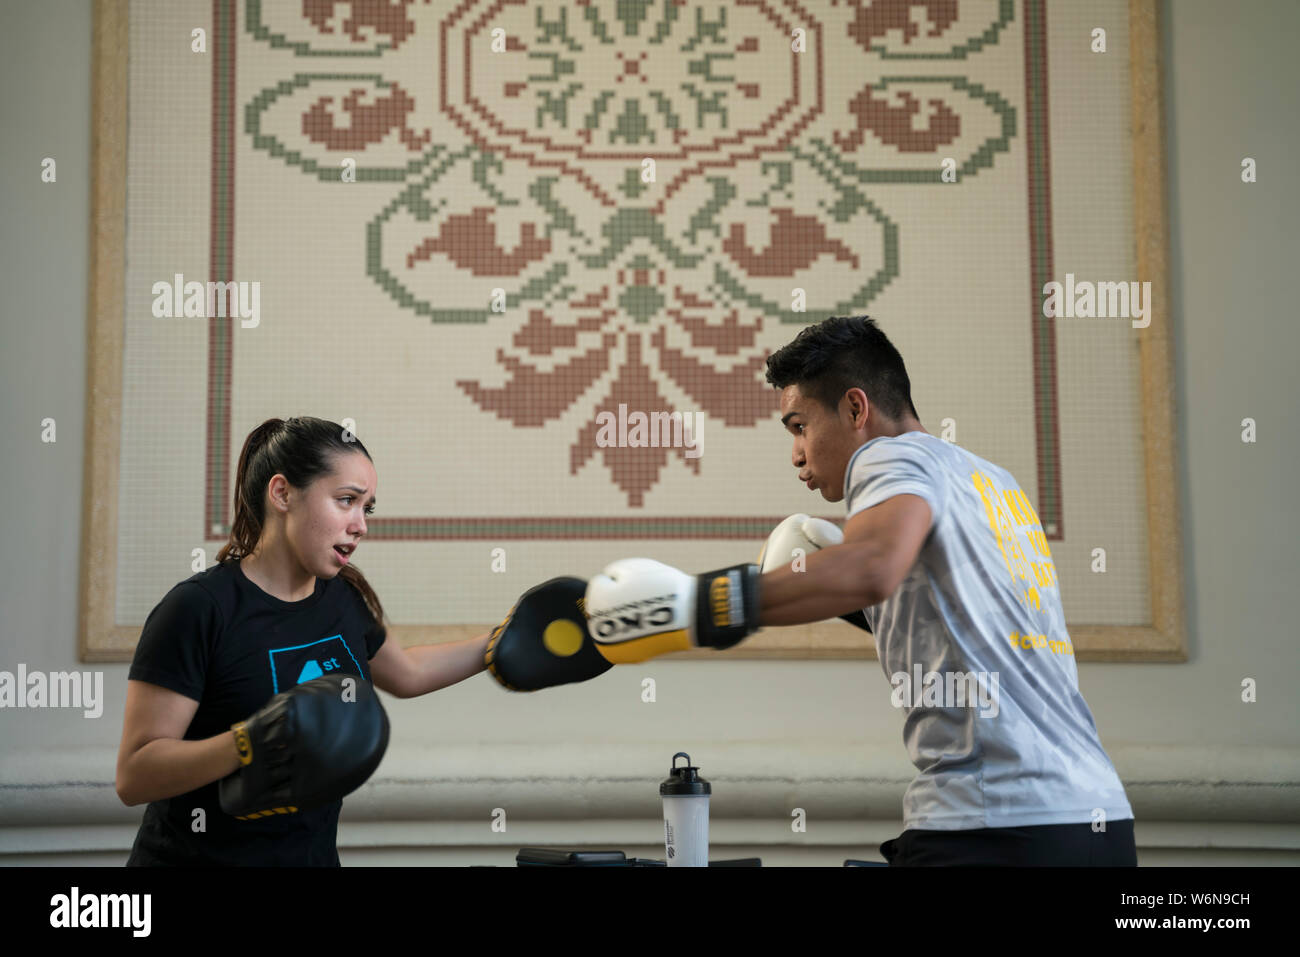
116,417,493,865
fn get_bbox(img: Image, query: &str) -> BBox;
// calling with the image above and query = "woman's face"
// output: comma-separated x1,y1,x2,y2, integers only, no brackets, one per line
285,451,377,579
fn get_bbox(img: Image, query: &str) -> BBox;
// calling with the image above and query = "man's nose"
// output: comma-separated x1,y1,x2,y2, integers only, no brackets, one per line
792,442,805,468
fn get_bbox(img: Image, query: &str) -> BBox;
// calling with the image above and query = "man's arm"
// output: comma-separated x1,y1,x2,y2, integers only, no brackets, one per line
759,494,932,627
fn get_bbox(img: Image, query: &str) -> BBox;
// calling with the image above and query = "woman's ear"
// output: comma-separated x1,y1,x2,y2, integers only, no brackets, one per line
266,475,292,513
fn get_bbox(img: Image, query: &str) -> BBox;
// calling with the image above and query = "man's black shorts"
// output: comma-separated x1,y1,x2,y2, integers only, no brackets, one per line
880,818,1137,866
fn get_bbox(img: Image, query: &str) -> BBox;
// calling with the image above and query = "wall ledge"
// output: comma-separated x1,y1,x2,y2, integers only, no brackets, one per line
3,742,1297,828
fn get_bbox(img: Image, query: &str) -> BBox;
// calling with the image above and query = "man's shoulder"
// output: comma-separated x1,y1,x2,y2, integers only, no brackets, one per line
846,432,1022,502
850,430,950,470
887,432,1011,477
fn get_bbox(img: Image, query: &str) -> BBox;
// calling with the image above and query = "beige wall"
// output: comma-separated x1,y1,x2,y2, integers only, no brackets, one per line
1,0,1296,866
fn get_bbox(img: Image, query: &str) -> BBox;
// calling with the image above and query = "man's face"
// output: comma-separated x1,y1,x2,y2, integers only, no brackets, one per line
779,384,863,503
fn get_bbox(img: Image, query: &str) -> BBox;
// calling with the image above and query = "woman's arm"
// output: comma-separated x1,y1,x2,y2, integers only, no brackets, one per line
368,630,493,699
115,679,242,807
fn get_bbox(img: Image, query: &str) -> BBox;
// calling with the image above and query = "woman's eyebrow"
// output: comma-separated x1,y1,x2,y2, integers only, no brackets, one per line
336,484,376,505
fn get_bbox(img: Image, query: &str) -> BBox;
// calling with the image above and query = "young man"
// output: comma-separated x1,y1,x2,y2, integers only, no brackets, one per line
584,315,1137,866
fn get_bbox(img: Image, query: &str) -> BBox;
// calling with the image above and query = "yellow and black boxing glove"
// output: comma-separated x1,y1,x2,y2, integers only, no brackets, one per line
484,577,615,692
583,559,761,664
219,673,389,820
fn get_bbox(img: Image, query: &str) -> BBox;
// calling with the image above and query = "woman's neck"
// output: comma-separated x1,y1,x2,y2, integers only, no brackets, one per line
240,550,316,603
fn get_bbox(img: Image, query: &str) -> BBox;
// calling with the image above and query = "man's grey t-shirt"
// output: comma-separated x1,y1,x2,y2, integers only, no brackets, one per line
844,431,1132,830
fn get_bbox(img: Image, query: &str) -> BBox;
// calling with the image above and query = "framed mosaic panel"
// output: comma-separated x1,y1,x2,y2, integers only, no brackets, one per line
82,0,1184,662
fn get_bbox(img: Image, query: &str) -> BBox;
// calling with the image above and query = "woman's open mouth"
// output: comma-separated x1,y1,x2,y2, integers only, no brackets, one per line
333,544,355,565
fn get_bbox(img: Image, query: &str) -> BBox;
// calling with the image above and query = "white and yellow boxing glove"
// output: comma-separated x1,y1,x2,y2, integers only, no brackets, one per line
584,559,760,664
758,514,873,634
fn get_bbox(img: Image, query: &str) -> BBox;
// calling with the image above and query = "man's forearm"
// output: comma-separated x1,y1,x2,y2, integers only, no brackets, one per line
758,544,882,627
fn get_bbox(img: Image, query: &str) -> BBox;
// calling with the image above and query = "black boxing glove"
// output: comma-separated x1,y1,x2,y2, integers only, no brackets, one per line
485,577,614,691
219,673,389,820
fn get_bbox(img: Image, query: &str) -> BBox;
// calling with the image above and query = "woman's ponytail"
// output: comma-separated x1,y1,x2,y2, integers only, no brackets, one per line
216,417,287,563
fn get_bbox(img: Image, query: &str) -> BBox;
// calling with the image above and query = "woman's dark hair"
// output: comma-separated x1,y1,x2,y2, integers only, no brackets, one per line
764,315,919,422
215,416,385,626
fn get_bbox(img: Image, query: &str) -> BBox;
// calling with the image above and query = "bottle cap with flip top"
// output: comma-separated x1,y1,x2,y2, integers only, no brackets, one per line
660,751,711,795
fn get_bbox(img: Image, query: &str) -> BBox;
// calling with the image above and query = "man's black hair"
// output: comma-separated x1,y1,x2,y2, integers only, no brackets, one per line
764,315,919,421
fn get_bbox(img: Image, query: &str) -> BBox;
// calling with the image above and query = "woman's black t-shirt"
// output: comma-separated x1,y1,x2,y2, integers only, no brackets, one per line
125,558,386,866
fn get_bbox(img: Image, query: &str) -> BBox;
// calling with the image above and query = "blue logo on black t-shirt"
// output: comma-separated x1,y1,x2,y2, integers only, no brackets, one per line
267,635,364,693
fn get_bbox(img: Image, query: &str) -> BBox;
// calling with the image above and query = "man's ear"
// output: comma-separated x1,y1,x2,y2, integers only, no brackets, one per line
844,388,870,429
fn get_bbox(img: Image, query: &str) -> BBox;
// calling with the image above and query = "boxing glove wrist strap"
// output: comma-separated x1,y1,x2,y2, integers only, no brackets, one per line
694,563,761,650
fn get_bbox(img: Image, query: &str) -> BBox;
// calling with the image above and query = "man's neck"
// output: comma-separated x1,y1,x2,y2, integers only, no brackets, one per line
870,416,928,441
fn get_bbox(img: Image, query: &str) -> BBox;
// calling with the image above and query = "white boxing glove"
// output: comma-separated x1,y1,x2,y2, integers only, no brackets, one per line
759,512,847,572
757,514,873,634
585,558,761,664
758,514,844,572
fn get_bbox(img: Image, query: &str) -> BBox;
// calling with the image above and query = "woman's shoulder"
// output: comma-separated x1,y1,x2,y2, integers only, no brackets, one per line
327,572,371,616
154,560,238,621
